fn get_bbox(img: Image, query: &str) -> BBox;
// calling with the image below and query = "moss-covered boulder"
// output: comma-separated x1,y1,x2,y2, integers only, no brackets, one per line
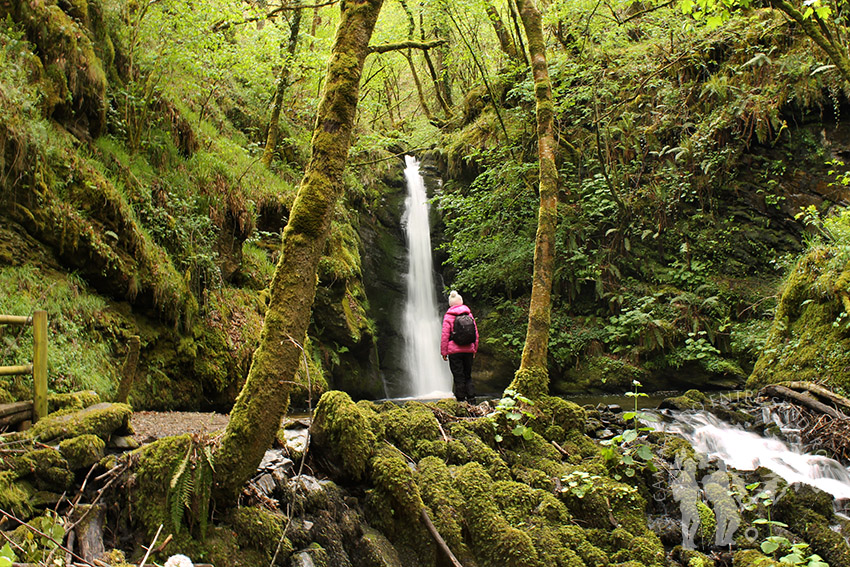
455,462,544,567
658,389,709,411
749,245,850,391
311,391,376,481
228,507,291,565
19,447,73,492
0,470,34,520
30,402,132,443
49,391,101,412
733,549,782,566
59,434,106,471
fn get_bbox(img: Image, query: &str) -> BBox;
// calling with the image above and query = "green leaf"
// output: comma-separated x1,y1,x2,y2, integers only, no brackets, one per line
623,429,638,443
622,411,637,420
761,540,780,554
522,427,535,440
495,434,503,442
507,411,523,421
624,467,635,477
512,424,526,436
636,445,653,460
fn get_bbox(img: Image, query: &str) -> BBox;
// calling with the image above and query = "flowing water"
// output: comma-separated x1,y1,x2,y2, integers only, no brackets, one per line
656,409,850,501
401,156,452,398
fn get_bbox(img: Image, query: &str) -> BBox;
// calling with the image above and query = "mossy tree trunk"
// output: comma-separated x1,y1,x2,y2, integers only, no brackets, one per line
214,0,384,505
507,0,559,399
483,0,522,64
262,3,303,168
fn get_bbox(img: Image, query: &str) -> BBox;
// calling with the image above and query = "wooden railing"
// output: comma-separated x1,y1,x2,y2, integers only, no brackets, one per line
0,310,47,423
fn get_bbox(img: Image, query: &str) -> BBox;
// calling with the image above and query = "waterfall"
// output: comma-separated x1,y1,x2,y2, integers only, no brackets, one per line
657,410,850,501
401,156,453,398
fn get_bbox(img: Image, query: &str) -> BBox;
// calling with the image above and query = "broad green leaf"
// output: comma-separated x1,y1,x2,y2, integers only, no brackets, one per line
623,429,638,443
636,445,653,460
761,540,780,554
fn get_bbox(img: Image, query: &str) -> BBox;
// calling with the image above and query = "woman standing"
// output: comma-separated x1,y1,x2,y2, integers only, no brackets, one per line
441,290,479,403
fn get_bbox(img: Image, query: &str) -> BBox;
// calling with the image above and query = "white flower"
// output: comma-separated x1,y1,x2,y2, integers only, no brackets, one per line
164,554,193,567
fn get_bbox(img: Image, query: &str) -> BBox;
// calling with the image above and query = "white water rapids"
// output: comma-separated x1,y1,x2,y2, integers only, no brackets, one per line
657,410,850,502
401,156,452,398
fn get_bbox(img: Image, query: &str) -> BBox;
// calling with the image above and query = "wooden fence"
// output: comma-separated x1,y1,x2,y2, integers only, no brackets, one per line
0,310,47,424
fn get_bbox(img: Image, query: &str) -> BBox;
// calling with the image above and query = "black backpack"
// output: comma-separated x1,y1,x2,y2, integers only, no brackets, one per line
451,313,476,345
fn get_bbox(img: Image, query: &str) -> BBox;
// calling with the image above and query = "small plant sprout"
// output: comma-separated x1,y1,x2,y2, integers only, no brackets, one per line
487,389,536,442
601,380,658,479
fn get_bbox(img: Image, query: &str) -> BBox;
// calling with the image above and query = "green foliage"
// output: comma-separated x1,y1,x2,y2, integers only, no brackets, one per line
601,381,658,479
12,512,65,565
487,389,536,442
0,542,16,567
0,266,120,397
169,441,216,539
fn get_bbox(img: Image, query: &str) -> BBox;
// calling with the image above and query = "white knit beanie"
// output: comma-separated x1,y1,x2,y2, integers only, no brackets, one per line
448,290,463,307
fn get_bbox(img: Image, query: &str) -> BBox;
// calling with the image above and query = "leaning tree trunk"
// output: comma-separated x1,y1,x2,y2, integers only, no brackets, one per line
507,0,559,399
214,0,384,505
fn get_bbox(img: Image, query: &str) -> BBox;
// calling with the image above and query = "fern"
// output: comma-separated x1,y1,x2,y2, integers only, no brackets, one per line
169,446,193,534
167,442,216,538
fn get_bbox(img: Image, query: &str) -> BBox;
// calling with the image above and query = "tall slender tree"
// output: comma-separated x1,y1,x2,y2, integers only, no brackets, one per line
262,2,303,168
507,0,559,399
214,0,384,504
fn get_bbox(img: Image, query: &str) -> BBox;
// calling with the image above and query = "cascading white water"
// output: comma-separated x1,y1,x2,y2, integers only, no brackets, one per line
657,410,850,501
401,155,453,398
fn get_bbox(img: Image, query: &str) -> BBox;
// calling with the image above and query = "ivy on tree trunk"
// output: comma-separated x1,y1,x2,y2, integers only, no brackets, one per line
508,0,559,400
214,0,384,505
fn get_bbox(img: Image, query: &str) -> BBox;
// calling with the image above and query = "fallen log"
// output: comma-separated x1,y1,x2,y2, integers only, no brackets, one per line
760,385,848,419
779,381,850,413
0,401,33,419
0,409,33,429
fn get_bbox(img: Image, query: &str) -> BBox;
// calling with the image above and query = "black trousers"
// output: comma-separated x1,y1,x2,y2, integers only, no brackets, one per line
448,353,475,402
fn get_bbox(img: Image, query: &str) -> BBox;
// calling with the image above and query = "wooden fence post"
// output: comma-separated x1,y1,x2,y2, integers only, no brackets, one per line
32,310,47,423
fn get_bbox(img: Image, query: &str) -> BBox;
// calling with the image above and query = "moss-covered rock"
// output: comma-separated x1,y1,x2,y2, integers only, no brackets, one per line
0,470,34,520
749,245,850,391
59,434,106,471
377,402,442,461
732,549,782,566
19,448,73,492
353,527,405,567
455,462,544,567
311,391,376,481
127,434,192,538
228,507,291,565
49,391,101,412
30,402,132,443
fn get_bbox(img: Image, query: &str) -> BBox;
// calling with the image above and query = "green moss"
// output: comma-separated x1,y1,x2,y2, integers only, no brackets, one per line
447,425,511,480
355,527,405,567
58,434,105,470
749,245,850,391
49,391,101,412
696,501,716,544
127,434,192,538
228,507,291,563
311,391,376,481
376,402,441,461
415,456,472,560
30,402,132,443
19,447,73,492
733,549,782,566
562,355,647,394
369,444,423,519
536,395,587,435
0,470,34,520
455,462,545,567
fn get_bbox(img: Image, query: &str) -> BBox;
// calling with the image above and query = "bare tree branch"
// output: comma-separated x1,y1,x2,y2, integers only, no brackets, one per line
368,38,446,54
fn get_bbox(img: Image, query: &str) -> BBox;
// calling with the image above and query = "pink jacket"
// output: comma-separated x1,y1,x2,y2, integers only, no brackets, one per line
441,304,479,356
